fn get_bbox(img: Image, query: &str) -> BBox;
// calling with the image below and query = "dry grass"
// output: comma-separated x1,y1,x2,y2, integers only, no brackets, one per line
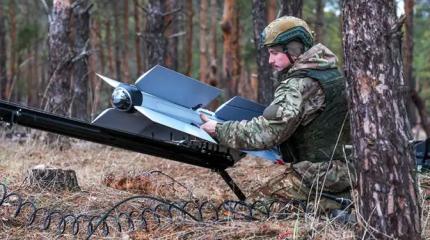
0,134,428,239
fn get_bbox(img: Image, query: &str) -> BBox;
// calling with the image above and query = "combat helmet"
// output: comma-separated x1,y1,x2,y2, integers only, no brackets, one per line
261,16,314,51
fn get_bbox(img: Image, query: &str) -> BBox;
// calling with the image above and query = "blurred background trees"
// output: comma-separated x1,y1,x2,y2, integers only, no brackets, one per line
0,0,428,136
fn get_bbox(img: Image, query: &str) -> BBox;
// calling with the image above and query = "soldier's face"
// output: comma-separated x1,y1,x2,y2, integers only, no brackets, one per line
268,47,292,72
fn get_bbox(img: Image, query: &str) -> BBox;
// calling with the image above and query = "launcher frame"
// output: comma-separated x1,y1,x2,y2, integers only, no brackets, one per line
0,100,246,200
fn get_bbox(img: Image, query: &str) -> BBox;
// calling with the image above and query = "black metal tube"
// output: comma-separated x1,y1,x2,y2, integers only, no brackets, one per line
218,170,246,201
0,100,235,170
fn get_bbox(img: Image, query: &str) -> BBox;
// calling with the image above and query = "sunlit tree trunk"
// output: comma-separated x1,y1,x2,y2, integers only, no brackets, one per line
90,17,103,119
266,0,276,22
184,0,193,76
252,0,273,105
208,0,219,87
163,0,179,71
315,0,325,43
278,0,303,18
113,1,122,81
123,0,130,82
221,0,240,98
342,1,421,239
403,0,414,81
199,0,209,83
0,3,6,100
134,0,143,75
91,17,105,74
404,0,417,126
105,17,115,76
203,0,220,110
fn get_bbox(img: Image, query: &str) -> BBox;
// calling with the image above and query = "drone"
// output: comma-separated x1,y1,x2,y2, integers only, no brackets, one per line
92,65,281,161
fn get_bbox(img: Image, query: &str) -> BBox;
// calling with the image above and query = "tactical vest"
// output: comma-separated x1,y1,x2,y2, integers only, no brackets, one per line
280,68,351,163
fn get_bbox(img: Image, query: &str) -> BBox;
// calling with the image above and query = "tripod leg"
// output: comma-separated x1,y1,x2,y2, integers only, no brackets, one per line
218,170,246,201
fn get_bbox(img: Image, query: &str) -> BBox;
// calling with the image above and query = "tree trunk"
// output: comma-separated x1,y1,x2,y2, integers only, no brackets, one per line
205,0,220,110
134,0,143,75
28,167,80,192
40,53,48,98
278,0,303,18
26,49,35,107
44,0,73,117
411,90,430,136
221,0,241,98
7,0,17,100
238,64,258,101
71,0,91,121
252,0,273,105
0,3,6,100
162,0,179,71
123,0,130,82
93,18,105,72
199,0,209,83
90,17,102,119
43,0,74,145
183,0,193,76
341,1,421,239
208,0,219,88
113,1,122,81
143,0,166,69
29,44,39,107
266,0,276,22
315,0,325,43
105,17,115,76
404,0,417,126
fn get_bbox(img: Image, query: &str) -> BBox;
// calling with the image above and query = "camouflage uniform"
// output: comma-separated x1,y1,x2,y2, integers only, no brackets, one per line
215,44,354,211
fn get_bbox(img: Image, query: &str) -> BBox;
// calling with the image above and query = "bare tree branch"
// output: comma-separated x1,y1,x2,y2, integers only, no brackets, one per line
39,0,51,23
161,7,182,17
168,31,185,38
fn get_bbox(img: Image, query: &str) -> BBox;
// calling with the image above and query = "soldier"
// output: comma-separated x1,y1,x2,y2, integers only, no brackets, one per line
200,16,354,212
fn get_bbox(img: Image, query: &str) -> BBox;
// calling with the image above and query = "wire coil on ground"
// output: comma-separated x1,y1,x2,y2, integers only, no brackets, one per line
0,182,305,239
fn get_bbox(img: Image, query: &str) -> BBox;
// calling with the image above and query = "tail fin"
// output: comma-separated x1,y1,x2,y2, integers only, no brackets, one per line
215,96,266,121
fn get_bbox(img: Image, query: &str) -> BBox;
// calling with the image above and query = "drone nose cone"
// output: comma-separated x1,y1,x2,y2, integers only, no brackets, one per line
112,87,132,111
111,84,143,112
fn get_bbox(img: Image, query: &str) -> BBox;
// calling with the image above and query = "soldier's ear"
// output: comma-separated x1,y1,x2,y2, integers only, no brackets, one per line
285,41,304,57
263,104,282,120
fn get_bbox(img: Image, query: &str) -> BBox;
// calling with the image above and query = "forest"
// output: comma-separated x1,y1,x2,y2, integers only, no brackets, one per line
0,0,429,239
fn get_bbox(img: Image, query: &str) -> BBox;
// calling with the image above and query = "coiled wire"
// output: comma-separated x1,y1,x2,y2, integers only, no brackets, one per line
0,182,305,239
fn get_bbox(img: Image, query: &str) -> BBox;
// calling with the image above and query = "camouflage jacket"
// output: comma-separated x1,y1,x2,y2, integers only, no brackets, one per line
215,44,339,151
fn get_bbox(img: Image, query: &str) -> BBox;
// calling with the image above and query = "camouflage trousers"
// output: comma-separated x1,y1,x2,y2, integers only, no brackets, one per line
256,160,355,212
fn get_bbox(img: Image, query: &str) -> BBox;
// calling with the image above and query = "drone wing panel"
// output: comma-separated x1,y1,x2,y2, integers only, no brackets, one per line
134,106,217,143
92,108,152,134
92,108,188,141
135,65,221,109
